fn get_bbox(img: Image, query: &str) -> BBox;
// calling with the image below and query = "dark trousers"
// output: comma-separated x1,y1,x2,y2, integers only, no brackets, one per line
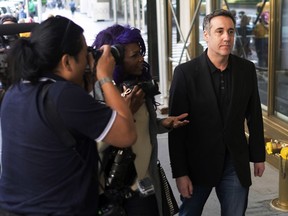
179,154,249,216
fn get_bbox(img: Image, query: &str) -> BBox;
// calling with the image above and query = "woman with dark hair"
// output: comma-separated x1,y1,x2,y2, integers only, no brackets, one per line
0,16,136,215
93,24,189,216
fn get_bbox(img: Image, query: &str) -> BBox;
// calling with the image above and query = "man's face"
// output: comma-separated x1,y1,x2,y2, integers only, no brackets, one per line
204,16,235,58
2,21,16,24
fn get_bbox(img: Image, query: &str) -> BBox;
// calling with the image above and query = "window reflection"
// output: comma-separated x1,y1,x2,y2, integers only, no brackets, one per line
220,1,269,108
253,12,269,68
197,1,288,116
275,0,288,120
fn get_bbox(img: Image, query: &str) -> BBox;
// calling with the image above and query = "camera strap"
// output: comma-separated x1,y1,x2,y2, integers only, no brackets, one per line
39,81,77,149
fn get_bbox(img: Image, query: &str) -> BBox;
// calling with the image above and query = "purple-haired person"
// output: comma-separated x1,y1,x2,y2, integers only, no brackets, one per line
93,24,189,216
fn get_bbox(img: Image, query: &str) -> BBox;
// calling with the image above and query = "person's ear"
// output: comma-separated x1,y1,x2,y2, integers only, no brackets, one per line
203,30,209,42
61,54,72,71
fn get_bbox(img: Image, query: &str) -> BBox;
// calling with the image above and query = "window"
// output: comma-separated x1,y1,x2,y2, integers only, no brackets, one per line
275,0,288,121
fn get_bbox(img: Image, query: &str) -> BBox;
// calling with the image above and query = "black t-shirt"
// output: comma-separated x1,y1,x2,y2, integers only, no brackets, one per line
0,76,115,215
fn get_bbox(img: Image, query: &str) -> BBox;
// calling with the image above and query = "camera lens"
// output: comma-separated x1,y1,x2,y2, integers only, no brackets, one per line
110,44,124,65
107,148,136,189
88,44,124,65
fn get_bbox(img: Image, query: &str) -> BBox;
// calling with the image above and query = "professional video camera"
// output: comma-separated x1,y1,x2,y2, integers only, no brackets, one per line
0,23,38,91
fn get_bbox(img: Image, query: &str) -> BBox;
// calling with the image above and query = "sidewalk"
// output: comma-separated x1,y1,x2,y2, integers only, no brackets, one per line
43,8,288,216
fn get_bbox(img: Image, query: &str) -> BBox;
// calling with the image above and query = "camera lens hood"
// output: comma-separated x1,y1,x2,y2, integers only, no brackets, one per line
110,44,124,65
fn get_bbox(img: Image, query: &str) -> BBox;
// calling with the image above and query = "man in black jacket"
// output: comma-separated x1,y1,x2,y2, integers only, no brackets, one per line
168,9,265,216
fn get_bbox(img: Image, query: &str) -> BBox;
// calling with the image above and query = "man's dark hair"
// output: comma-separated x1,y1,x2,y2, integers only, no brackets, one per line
203,9,236,31
0,15,17,24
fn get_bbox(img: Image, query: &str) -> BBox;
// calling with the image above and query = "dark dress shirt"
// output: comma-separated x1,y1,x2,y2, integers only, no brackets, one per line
205,53,232,124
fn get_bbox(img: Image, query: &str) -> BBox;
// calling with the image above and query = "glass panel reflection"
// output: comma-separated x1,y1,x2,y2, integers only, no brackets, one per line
197,1,270,108
275,0,288,120
224,0,269,107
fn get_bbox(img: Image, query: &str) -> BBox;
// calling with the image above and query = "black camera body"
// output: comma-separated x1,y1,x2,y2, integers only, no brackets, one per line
88,44,124,65
122,80,160,97
98,189,127,216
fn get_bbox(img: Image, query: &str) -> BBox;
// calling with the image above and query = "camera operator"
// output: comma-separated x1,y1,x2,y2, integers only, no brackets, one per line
93,24,189,216
0,15,19,48
0,16,136,215
0,15,19,94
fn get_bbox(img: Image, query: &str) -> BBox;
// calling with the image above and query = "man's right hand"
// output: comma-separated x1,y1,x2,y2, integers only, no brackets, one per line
176,175,193,198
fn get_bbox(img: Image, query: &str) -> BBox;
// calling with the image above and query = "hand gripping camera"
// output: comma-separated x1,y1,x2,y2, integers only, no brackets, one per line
84,44,124,90
88,44,124,65
122,79,161,98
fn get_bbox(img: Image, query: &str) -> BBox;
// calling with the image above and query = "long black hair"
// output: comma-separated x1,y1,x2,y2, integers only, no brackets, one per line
7,15,84,85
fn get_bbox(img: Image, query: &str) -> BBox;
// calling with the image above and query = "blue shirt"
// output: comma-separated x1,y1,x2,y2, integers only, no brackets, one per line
0,75,115,215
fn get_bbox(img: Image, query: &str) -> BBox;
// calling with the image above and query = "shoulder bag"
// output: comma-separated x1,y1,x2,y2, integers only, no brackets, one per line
157,160,179,216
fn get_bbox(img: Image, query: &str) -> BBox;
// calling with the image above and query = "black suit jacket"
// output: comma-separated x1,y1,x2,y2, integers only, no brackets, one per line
168,52,265,187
